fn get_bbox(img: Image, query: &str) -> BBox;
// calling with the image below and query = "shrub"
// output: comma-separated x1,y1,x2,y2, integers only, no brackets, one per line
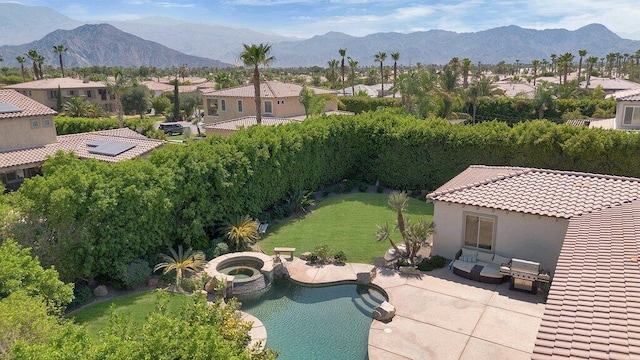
307,253,319,263
315,245,331,261
396,258,411,268
430,255,447,268
180,276,205,293
113,259,152,289
67,283,92,309
376,185,384,193
333,251,347,263
417,255,447,272
417,259,434,272
358,183,369,192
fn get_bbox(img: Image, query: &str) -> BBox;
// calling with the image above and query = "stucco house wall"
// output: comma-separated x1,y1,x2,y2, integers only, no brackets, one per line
614,99,640,130
0,114,56,152
205,95,338,123
432,201,569,272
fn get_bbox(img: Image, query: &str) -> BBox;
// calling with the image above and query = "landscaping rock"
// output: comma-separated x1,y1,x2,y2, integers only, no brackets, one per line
299,252,312,261
205,277,220,294
93,285,108,297
372,301,396,322
357,268,377,284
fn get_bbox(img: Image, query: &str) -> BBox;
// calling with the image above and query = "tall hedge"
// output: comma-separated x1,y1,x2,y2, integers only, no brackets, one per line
339,97,400,113
54,116,164,139
6,110,640,282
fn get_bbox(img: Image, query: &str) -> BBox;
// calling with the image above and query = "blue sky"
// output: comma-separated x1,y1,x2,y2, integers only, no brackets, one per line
12,0,640,39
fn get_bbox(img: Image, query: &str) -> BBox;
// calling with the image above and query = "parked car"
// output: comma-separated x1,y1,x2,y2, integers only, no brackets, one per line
159,122,184,135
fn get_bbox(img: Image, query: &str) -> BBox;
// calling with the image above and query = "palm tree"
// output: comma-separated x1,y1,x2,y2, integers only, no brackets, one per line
404,219,436,265
467,75,503,123
534,82,555,119
36,54,45,79
106,70,129,128
224,215,259,251
348,57,358,95
577,49,587,84
0,54,3,63
326,59,339,88
586,56,598,88
560,52,574,85
26,50,40,80
52,44,67,77
240,43,275,125
606,53,615,78
437,64,459,119
62,97,91,117
154,245,206,290
15,56,26,82
391,52,400,98
374,51,387,97
550,54,557,75
531,59,540,86
339,48,346,95
461,58,472,89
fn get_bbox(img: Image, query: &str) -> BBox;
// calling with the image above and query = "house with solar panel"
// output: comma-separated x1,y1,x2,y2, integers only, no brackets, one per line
0,89,164,190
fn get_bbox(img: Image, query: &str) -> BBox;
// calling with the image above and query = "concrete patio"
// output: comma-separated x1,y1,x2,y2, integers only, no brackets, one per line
280,257,546,360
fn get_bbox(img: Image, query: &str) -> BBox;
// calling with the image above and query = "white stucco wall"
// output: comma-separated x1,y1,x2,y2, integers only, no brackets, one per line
432,201,569,272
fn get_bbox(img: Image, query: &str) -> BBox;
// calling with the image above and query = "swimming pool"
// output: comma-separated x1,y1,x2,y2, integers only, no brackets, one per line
241,278,386,360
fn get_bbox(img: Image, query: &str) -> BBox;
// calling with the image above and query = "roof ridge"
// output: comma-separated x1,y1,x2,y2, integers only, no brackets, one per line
534,168,640,183
264,81,277,97
427,165,533,198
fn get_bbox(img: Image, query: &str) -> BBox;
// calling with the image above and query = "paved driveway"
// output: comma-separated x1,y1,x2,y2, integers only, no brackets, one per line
282,259,545,360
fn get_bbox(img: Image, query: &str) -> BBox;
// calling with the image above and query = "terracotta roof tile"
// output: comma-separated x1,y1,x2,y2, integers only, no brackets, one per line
5,77,107,90
0,128,163,168
0,89,57,119
427,165,640,218
533,200,640,359
204,116,301,131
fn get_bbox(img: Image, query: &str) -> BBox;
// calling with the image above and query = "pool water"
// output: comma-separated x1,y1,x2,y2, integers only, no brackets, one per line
242,279,385,360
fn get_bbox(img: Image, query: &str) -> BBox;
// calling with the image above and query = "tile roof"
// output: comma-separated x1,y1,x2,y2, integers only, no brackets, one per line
140,81,173,92
5,78,107,90
607,88,640,102
0,89,57,119
0,128,163,168
582,77,640,91
532,200,640,360
203,81,336,98
427,165,640,219
204,116,301,131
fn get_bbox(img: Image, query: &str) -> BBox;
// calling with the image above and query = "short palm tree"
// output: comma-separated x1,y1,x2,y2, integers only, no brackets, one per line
16,56,26,82
224,215,259,251
348,57,358,95
154,245,206,290
240,43,275,125
63,97,91,117
339,48,347,95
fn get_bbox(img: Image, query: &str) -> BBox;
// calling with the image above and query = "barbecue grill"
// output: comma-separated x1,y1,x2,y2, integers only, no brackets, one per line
500,258,550,294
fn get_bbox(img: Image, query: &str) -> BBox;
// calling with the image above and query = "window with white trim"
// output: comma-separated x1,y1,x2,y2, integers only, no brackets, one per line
220,99,226,112
623,106,640,126
264,100,273,114
237,100,243,113
463,214,495,250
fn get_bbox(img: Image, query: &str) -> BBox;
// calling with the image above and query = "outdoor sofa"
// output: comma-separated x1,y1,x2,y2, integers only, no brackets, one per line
451,248,510,284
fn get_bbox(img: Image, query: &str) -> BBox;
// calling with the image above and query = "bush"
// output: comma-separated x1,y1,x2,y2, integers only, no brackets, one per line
315,245,331,261
417,255,447,272
376,185,384,193
67,282,92,309
180,276,205,293
333,251,347,263
307,253,319,263
417,260,434,272
358,182,369,192
113,259,152,289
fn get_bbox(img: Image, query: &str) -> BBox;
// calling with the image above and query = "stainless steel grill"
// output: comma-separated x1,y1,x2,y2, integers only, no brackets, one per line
500,258,550,293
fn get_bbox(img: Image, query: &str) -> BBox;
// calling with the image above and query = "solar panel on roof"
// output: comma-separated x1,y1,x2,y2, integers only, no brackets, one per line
87,139,111,148
0,103,23,114
88,141,136,157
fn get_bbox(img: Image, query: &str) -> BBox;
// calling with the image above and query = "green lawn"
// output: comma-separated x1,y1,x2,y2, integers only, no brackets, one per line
259,192,433,264
70,290,189,337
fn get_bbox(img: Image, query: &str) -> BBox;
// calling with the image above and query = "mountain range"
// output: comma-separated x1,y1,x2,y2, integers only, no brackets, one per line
0,24,231,68
1,3,639,68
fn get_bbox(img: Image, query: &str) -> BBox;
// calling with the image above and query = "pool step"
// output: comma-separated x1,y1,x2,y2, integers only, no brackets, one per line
352,289,386,317
352,297,374,316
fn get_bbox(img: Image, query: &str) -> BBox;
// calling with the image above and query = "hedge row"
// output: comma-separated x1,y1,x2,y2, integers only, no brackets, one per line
339,97,401,114
6,110,640,282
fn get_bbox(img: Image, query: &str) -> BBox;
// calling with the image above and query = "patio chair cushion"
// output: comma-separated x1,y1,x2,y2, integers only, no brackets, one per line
492,255,510,266
477,251,494,263
461,248,478,259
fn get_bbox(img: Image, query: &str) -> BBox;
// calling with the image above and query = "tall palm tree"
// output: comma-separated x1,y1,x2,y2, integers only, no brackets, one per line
560,52,574,85
52,44,67,77
461,58,472,89
586,56,598,88
348,57,358,95
339,48,346,95
534,82,555,119
606,53,616,78
26,49,40,80
15,56,26,82
437,64,459,119
374,51,387,97
531,59,540,86
577,49,587,84
391,52,400,98
550,54,557,74
240,43,275,125
153,245,206,290
106,70,129,128
224,215,259,251
326,59,339,88
36,54,45,79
